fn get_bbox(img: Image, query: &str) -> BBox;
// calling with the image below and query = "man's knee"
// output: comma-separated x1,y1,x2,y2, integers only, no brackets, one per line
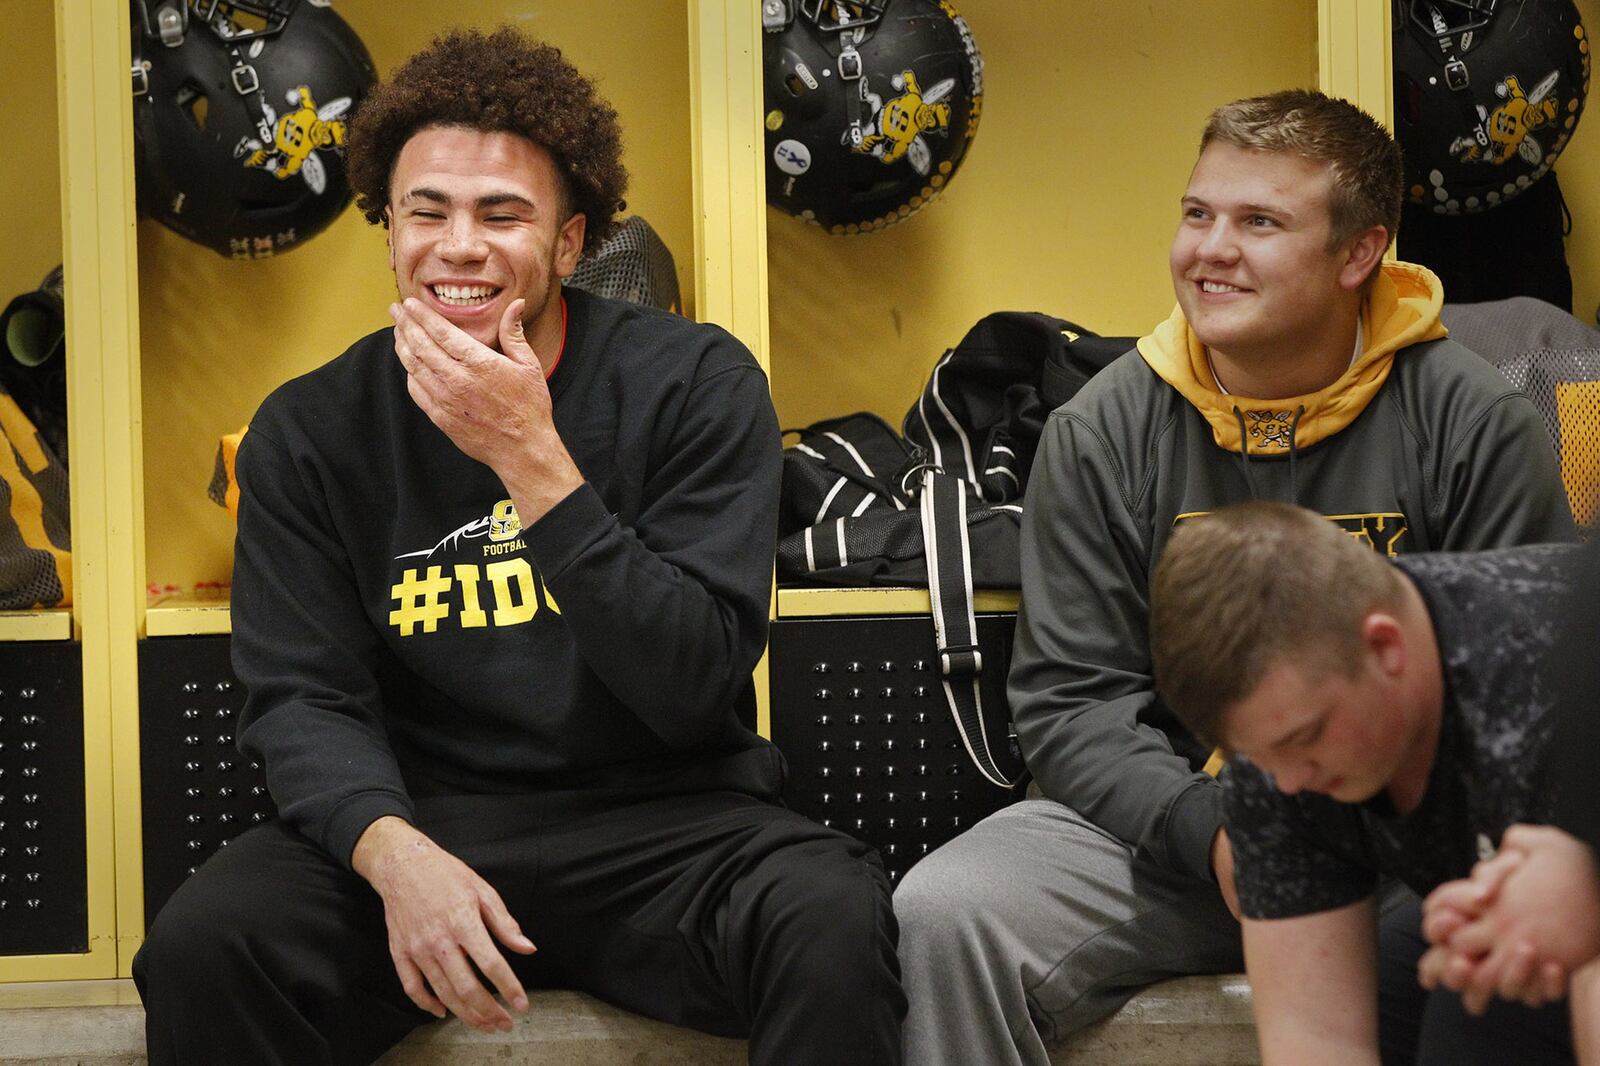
733,832,900,999
137,825,361,999
138,862,269,995
894,846,990,955
893,813,1051,964
768,836,893,945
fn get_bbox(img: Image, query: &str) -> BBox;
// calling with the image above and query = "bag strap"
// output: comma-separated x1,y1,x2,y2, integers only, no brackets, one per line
912,349,983,492
918,468,1020,789
790,440,903,515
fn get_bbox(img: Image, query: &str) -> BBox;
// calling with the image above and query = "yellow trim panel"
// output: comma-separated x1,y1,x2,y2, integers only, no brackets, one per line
778,587,1020,618
1318,0,1393,124
145,597,233,637
0,608,72,642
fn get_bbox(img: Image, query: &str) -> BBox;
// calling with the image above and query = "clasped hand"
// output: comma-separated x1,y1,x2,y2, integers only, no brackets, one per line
1418,823,1600,1015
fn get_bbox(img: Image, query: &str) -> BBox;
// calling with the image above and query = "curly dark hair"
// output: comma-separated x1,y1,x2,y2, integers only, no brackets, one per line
346,26,628,254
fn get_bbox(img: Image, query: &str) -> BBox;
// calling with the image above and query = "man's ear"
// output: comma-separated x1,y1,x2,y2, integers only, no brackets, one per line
554,212,586,280
1339,224,1390,291
1362,610,1407,678
385,206,395,272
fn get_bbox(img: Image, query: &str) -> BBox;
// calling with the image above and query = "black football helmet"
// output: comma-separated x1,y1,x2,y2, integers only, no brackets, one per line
763,0,984,233
132,0,376,257
1394,0,1590,213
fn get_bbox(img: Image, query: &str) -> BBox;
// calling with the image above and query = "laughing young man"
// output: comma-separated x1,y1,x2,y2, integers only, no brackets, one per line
894,89,1574,1065
1150,501,1582,1065
132,28,904,1066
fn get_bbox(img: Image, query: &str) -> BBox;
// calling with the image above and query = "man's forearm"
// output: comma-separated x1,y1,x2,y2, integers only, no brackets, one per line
1573,957,1600,1065
515,349,781,748
496,440,585,529
351,814,422,889
1243,901,1380,1065
1015,682,1224,878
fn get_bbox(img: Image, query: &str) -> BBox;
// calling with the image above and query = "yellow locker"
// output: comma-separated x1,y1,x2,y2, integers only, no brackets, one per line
7,0,1525,985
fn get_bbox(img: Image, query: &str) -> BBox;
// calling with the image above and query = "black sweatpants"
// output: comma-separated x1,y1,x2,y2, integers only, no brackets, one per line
1378,897,1573,1066
133,789,905,1066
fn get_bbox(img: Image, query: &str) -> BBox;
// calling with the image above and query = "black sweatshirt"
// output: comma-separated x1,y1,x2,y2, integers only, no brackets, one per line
231,288,785,866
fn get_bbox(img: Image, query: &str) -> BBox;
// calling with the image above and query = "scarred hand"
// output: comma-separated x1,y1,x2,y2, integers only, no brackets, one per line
390,296,583,523
352,816,536,1032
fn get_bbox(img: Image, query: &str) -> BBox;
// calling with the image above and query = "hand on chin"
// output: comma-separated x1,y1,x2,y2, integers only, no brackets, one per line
414,295,501,354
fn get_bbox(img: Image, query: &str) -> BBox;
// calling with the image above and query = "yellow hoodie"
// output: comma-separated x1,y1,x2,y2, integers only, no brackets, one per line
1135,261,1448,455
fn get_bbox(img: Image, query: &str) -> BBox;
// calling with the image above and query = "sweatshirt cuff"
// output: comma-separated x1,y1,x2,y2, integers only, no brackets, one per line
324,792,415,870
522,482,613,579
1165,778,1225,882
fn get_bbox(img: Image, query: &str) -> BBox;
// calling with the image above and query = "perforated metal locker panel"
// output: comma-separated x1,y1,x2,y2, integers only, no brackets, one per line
769,613,1023,884
138,636,273,929
0,639,87,955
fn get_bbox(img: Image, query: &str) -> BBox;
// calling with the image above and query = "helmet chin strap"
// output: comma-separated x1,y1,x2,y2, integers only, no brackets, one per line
1409,0,1496,88
800,0,886,33
1411,0,1497,37
137,0,298,47
840,30,866,147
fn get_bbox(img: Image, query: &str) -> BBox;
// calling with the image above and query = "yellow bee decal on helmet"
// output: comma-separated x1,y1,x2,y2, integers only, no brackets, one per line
854,69,954,175
242,85,352,193
1450,72,1561,167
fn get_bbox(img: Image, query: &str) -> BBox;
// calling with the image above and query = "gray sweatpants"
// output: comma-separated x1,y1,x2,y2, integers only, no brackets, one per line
894,798,1244,1066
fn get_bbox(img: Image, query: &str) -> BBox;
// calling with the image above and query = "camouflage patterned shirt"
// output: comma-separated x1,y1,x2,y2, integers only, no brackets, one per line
1225,543,1581,921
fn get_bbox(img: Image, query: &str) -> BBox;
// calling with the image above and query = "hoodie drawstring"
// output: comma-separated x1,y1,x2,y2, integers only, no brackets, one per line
1287,405,1306,504
1231,406,1259,499
1232,404,1307,503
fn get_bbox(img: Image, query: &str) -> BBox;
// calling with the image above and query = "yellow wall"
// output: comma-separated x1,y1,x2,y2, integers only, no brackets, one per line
0,0,62,305
767,0,1319,430
132,0,1600,587
1565,0,1600,326
137,1,693,591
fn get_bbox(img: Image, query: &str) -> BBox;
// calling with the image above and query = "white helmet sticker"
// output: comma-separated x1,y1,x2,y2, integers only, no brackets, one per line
774,138,812,176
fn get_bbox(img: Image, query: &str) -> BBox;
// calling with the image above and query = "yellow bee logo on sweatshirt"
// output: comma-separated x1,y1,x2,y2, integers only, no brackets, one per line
488,499,522,541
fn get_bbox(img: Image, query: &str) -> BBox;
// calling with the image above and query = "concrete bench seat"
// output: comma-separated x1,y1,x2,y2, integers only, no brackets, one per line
0,974,1258,1065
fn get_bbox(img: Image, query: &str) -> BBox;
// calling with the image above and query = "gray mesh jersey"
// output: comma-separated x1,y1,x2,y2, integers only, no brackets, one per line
1225,543,1582,921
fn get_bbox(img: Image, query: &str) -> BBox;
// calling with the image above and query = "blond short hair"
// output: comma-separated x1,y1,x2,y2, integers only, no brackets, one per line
1202,89,1402,252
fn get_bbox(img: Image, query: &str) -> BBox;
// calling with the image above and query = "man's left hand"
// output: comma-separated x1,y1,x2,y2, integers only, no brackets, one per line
391,297,583,523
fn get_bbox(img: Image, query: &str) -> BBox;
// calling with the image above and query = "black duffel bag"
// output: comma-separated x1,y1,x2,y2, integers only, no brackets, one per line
777,311,1131,786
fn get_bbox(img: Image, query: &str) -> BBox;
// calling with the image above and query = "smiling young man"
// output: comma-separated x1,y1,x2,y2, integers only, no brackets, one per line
893,89,1575,1066
1150,501,1582,1066
132,28,905,1066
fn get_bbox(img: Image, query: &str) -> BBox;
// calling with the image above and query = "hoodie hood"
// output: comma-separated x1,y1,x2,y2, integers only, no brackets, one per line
1136,260,1447,455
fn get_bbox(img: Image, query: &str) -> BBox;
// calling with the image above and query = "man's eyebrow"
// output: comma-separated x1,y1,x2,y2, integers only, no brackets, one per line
398,187,449,206
1267,716,1321,751
1180,194,1295,219
397,188,538,213
476,193,538,213
1237,200,1294,218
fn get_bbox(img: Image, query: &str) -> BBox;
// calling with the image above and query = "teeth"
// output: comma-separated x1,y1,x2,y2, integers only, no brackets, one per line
431,284,500,306
1201,281,1243,294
